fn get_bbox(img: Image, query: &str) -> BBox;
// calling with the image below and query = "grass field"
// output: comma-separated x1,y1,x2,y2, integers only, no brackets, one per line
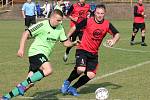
0,19,150,100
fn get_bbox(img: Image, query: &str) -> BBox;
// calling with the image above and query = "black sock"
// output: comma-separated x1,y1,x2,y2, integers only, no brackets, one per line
142,36,145,43
131,35,135,41
72,75,90,89
67,69,80,83
66,47,72,54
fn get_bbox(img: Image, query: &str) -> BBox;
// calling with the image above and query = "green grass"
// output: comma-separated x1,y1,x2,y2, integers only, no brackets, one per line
0,19,150,100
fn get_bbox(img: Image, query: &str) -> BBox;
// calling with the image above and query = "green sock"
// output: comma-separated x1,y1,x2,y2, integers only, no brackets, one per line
3,71,44,99
21,70,44,87
4,87,19,99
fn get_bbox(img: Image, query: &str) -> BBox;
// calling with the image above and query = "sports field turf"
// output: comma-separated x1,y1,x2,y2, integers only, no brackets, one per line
0,19,150,100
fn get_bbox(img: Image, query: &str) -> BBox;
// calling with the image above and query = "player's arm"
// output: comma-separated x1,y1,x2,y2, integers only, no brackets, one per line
17,30,30,57
68,18,87,37
67,5,78,22
106,23,120,47
63,39,79,47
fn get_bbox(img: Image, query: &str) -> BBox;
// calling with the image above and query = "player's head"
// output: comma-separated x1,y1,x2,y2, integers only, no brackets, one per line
27,0,31,3
50,9,63,27
79,0,85,4
94,4,106,22
138,0,143,4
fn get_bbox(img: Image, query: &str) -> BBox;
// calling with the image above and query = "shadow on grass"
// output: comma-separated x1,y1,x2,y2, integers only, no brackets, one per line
79,82,122,94
31,89,60,100
31,82,122,99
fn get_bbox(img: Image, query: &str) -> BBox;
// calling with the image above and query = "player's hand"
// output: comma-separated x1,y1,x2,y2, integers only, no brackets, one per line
17,48,24,58
73,40,80,46
72,17,78,22
106,39,115,47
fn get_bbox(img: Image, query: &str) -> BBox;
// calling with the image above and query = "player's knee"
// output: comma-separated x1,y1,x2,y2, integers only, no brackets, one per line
133,29,138,33
77,67,86,74
87,72,96,79
43,67,53,76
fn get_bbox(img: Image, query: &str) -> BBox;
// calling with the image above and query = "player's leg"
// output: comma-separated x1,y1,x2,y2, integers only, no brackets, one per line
140,23,147,46
25,16,30,31
63,31,77,62
61,49,86,94
1,54,51,99
130,23,138,45
68,52,98,96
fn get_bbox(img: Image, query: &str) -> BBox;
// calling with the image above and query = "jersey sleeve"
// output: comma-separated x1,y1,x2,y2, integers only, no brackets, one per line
108,23,119,35
76,18,87,30
28,22,44,37
59,27,68,42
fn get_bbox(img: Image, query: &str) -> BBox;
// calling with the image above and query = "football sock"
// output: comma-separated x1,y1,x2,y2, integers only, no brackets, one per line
67,70,80,83
142,36,145,42
3,70,45,99
21,70,45,87
66,47,72,54
72,75,90,89
4,87,19,99
131,35,135,41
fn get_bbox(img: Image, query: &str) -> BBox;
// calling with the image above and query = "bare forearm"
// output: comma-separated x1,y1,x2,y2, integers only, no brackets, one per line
113,33,120,44
19,31,29,50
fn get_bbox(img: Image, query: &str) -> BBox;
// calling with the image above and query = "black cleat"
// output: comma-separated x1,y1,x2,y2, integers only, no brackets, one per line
141,42,147,46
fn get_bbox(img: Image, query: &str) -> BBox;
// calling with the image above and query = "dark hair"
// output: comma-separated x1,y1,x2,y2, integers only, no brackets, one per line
51,9,63,17
96,4,106,11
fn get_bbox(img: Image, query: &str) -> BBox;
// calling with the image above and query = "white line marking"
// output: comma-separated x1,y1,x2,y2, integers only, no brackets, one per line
103,42,150,53
19,60,150,99
90,60,150,83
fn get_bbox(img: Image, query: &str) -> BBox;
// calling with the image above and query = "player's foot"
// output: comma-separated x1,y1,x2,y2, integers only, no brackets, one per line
17,84,26,96
63,53,68,62
141,42,147,46
0,96,9,100
130,41,135,45
68,86,79,96
60,80,70,94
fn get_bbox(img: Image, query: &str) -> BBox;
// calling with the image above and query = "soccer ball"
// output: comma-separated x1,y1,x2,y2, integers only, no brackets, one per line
95,87,109,100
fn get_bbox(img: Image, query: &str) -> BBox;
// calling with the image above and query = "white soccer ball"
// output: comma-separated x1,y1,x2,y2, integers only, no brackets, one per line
95,87,109,100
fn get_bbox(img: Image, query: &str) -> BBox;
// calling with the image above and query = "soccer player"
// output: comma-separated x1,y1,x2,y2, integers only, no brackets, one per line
60,4,120,96
130,0,147,46
22,0,37,30
63,0,90,62
0,9,78,100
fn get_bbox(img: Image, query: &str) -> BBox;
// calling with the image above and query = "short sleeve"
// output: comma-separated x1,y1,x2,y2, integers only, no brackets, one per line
28,22,44,37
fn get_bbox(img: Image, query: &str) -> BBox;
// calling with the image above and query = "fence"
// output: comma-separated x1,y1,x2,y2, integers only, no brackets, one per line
0,0,13,9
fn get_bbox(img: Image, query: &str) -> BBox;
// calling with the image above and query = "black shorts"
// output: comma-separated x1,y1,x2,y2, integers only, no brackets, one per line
75,49,98,74
133,23,145,33
29,54,48,72
70,30,83,41
25,15,36,27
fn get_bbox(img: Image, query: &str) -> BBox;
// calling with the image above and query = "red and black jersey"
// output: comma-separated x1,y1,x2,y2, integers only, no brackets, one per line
67,2,90,27
134,3,145,23
76,17,119,55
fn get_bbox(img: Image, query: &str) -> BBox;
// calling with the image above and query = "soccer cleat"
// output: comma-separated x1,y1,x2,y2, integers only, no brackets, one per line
63,53,68,62
60,80,70,94
17,84,26,96
0,96,9,100
141,42,147,46
67,86,79,96
130,41,135,45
